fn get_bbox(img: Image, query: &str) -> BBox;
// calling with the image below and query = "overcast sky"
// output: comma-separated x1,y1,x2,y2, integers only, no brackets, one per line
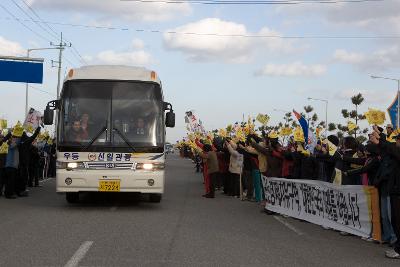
1,0,400,142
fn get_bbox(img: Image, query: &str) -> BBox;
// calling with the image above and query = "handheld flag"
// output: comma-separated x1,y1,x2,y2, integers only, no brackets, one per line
293,110,309,145
364,109,386,125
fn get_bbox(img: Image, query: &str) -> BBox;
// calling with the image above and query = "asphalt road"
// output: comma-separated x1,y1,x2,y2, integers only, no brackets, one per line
0,154,397,267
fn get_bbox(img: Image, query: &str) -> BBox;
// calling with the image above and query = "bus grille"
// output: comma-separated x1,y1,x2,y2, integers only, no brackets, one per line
85,162,136,170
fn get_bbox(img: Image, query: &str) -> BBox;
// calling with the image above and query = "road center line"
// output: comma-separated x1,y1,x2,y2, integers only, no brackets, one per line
64,241,94,267
273,215,304,236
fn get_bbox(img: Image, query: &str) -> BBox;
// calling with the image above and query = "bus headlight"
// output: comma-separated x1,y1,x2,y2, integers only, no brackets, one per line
136,163,164,170
142,163,153,170
67,162,78,169
66,162,85,170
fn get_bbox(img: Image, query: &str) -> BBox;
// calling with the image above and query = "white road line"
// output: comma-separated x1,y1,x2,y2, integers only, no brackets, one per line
273,215,304,236
64,241,94,267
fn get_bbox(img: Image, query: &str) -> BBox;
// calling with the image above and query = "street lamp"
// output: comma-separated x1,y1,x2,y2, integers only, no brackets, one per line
371,75,400,129
25,47,59,116
307,97,328,136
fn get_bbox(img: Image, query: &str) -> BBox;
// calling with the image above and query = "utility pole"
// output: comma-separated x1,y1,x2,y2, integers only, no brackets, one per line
51,32,71,99
50,32,71,136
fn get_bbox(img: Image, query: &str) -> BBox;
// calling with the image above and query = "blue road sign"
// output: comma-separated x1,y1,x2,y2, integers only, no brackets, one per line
0,60,43,84
387,92,399,129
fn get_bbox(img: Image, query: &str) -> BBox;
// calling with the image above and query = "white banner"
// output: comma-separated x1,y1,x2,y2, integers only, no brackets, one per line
261,177,380,238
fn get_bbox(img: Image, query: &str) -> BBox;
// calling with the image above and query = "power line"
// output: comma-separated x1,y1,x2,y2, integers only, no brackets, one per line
18,0,59,37
0,4,52,43
15,0,88,65
1,16,129,30
121,0,384,4
2,15,400,40
29,85,56,96
10,0,59,41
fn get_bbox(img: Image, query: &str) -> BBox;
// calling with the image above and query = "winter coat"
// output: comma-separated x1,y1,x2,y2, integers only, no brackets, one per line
226,143,243,175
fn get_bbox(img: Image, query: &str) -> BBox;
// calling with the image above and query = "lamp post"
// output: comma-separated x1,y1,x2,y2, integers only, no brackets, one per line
307,97,328,136
25,47,59,116
371,75,400,129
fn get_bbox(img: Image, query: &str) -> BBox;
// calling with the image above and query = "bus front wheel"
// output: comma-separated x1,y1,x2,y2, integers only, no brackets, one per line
66,192,79,203
149,194,162,203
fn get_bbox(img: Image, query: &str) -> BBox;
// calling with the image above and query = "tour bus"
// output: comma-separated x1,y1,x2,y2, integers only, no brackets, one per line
43,65,175,203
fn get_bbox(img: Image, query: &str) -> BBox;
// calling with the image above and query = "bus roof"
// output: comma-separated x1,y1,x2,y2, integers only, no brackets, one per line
64,65,161,85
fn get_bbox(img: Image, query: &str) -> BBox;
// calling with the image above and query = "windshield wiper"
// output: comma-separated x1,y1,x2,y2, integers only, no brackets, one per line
112,128,136,152
85,125,107,151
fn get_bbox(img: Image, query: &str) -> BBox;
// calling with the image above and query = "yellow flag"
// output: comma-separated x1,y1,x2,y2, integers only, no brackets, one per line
323,139,338,156
364,108,386,125
12,121,24,137
0,142,8,154
0,119,7,130
268,131,279,139
256,114,270,125
280,127,292,136
219,128,227,138
235,128,246,142
387,129,400,143
293,126,304,142
24,124,34,134
347,121,357,132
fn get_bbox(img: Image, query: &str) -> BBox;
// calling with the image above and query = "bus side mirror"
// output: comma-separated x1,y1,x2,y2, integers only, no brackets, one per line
43,107,54,125
166,111,175,128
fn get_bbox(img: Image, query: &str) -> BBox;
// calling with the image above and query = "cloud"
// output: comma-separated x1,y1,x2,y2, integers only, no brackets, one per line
84,39,153,66
255,62,327,77
29,0,191,22
89,50,153,66
0,36,24,56
163,18,298,63
278,1,400,34
333,45,400,71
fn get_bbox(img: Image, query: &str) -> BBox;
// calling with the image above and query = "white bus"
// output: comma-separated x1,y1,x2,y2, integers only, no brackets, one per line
44,65,175,203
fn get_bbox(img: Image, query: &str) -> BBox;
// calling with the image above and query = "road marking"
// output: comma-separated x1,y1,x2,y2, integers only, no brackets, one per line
64,241,94,267
274,215,304,236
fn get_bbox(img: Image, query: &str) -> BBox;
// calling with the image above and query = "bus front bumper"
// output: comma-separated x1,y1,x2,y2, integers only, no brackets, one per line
56,169,164,193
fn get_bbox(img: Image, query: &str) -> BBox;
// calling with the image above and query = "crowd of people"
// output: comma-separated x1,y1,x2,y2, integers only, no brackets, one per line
177,123,400,259
0,125,56,199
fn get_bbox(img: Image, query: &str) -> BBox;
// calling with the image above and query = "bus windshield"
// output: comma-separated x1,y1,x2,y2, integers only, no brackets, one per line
59,80,164,151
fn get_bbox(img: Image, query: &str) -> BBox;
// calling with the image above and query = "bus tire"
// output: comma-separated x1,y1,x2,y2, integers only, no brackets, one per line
66,192,79,203
149,193,162,203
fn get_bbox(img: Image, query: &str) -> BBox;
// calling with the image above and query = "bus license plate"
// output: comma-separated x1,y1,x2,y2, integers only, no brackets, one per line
99,180,120,192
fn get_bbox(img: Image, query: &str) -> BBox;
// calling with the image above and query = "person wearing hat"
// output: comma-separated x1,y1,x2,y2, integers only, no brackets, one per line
4,124,24,199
